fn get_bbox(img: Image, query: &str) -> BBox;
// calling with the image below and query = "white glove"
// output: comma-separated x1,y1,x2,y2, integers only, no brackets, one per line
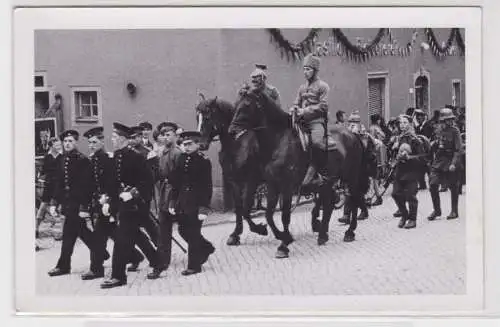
198,214,208,221
79,211,90,218
168,207,176,215
49,206,57,217
102,203,110,216
119,192,133,202
99,194,109,205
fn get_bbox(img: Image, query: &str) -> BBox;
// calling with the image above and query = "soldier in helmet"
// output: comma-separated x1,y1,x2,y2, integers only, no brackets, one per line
427,108,463,221
290,53,331,187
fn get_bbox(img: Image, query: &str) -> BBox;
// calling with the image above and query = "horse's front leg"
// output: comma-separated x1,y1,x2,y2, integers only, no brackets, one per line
318,183,335,245
242,178,268,236
311,194,321,233
279,188,295,247
227,182,243,246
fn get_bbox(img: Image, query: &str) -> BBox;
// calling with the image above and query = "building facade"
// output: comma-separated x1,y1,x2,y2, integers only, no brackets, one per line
34,28,465,210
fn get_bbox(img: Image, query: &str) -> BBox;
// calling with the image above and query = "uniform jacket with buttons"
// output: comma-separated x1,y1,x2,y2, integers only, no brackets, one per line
169,151,212,216
51,149,93,212
88,148,114,212
109,146,153,211
293,77,330,124
132,143,160,191
432,125,463,170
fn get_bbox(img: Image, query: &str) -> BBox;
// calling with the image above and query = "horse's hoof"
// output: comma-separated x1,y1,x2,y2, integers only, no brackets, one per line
251,224,268,236
343,233,355,242
311,219,320,233
317,234,329,246
226,235,240,246
275,248,289,259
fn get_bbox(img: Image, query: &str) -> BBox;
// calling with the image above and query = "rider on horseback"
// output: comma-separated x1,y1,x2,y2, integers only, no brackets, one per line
290,53,332,189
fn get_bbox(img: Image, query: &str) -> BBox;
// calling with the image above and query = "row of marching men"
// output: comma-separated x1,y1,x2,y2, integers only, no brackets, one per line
337,107,463,229
43,122,215,289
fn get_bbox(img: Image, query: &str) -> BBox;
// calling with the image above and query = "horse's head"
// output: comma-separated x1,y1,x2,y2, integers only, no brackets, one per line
195,93,233,151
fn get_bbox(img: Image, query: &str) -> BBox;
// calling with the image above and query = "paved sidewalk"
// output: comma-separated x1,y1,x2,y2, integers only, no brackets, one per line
36,189,466,296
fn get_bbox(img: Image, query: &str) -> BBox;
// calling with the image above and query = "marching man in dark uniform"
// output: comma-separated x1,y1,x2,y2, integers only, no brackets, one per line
80,127,143,280
139,121,154,151
147,122,183,279
47,130,100,277
390,115,425,229
100,123,158,289
427,108,463,221
168,131,215,276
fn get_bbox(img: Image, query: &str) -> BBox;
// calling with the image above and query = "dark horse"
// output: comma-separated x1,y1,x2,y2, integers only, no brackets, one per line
196,91,370,258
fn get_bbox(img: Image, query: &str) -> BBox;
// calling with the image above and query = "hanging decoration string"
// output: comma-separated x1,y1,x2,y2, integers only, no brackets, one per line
425,28,465,57
267,28,322,62
330,28,387,62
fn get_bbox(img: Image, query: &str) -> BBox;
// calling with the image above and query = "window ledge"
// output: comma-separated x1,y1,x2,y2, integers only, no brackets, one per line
75,117,99,123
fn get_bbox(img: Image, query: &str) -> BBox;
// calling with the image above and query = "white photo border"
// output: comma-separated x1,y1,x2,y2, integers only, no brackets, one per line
13,6,483,315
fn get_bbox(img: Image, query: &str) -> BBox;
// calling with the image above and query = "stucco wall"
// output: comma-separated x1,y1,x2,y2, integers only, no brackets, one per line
35,28,465,210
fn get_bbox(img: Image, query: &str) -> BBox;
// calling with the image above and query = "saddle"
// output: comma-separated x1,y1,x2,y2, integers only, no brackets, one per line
293,121,337,152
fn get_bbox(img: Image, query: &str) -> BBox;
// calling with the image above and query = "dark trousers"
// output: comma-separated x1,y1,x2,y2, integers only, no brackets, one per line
111,208,159,282
418,164,429,189
56,206,98,271
92,216,144,273
157,210,173,269
177,214,213,270
429,169,459,213
140,204,159,247
391,179,419,221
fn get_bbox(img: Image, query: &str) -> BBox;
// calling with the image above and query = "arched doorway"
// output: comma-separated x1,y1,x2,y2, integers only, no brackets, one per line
413,69,430,112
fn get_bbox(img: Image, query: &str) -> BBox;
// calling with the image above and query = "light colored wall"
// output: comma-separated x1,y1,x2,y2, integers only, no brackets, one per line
35,28,465,210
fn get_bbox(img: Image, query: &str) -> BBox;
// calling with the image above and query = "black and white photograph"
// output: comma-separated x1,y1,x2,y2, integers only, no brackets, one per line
13,7,483,314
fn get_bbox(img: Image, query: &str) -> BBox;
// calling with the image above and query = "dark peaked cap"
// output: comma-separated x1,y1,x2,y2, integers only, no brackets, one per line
59,129,79,141
113,122,132,137
83,126,104,139
179,131,202,143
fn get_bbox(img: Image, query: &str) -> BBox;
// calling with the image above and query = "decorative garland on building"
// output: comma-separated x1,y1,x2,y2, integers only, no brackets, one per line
425,28,465,57
267,28,321,62
267,28,464,62
330,28,387,62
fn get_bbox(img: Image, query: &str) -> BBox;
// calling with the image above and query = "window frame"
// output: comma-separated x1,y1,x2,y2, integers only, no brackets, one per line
34,71,55,113
367,71,391,122
413,68,431,114
70,86,103,125
451,79,462,107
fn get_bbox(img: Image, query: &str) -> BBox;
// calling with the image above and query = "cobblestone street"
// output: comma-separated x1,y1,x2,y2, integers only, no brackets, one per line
35,189,465,296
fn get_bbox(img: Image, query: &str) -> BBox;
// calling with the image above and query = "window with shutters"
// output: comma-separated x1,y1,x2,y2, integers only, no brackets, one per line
34,71,54,118
452,79,461,107
368,77,385,119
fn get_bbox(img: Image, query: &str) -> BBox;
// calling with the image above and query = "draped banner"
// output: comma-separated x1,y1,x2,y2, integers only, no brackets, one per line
267,28,465,62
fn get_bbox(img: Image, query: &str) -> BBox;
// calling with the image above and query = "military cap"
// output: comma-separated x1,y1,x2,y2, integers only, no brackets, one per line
347,111,361,123
139,121,153,130
83,126,104,139
113,122,132,137
251,63,268,78
130,126,144,138
303,53,321,71
398,114,412,122
413,109,426,116
179,131,202,143
159,122,179,133
59,129,79,141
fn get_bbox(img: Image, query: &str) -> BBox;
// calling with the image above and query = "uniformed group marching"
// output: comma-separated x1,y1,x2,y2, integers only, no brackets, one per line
40,121,214,289
36,53,465,288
